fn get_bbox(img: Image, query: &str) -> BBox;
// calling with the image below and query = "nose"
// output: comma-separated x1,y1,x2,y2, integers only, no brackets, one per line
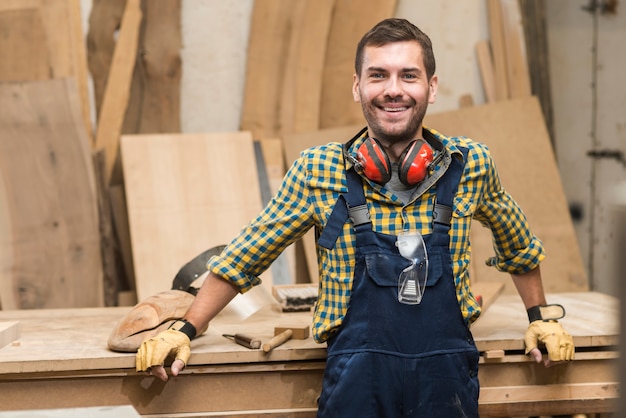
384,76,403,98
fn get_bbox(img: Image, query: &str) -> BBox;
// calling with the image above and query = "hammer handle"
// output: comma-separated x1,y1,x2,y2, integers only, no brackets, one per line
262,329,293,353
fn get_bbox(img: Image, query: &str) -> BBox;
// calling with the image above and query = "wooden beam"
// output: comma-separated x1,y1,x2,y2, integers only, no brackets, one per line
93,0,142,186
501,0,532,98
475,40,497,103
487,0,509,101
319,0,397,128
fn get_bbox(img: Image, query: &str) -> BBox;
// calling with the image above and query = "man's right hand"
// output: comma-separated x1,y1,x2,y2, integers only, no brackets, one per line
136,329,191,381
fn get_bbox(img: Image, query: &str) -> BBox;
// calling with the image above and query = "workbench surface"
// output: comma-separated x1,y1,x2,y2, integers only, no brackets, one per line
0,291,619,417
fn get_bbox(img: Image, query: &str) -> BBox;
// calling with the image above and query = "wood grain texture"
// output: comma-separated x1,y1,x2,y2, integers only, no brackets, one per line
319,0,396,128
240,0,295,139
123,0,182,135
120,132,271,301
487,0,510,101
278,0,334,136
501,0,532,98
0,321,19,349
0,79,103,309
472,292,618,352
425,97,588,293
0,0,92,143
0,8,50,81
93,0,142,185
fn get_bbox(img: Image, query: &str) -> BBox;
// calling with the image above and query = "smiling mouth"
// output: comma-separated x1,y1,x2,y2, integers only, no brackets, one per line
383,106,407,112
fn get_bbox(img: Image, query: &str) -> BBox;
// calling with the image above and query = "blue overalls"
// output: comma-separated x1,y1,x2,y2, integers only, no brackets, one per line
316,148,479,417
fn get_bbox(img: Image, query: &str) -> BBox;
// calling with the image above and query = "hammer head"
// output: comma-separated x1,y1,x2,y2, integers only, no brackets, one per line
274,325,310,340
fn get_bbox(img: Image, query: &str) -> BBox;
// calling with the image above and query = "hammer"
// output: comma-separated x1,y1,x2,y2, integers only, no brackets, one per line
262,325,309,353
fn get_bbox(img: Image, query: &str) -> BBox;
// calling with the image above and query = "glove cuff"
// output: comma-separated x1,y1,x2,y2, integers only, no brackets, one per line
527,304,566,323
169,319,197,339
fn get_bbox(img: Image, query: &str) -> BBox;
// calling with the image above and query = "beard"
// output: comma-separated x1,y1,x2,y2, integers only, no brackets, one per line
360,94,430,145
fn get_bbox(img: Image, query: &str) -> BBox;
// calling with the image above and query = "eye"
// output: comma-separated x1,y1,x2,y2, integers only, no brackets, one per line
402,73,418,80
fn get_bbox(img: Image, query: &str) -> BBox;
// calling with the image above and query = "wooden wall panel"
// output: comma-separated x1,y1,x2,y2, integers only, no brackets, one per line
0,79,103,309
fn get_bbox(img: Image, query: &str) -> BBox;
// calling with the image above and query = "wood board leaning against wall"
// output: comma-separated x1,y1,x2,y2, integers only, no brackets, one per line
120,132,276,307
0,79,103,310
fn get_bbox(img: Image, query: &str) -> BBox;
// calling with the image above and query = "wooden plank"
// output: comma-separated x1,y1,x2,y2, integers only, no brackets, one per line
475,40,497,103
0,321,19,349
0,0,92,143
472,292,618,352
0,79,103,309
319,0,397,129
120,132,273,301
486,0,509,101
501,0,532,98
123,0,182,134
0,8,50,81
479,382,618,416
425,97,588,293
240,0,296,139
93,0,142,185
279,0,334,137
0,405,141,418
86,0,126,118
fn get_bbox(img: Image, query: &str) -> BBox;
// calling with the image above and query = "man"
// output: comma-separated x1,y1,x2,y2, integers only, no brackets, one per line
136,18,574,417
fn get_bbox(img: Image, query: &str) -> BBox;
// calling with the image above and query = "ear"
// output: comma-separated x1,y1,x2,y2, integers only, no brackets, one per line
428,75,438,104
352,73,361,103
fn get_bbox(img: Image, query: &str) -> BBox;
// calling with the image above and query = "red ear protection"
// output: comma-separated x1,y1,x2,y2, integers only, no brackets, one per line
355,137,434,186
398,139,434,186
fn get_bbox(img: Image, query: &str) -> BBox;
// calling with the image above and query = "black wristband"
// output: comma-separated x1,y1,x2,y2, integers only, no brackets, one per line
527,304,566,323
169,319,197,339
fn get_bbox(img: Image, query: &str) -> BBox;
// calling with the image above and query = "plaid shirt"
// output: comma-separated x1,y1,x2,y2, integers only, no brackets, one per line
207,127,545,343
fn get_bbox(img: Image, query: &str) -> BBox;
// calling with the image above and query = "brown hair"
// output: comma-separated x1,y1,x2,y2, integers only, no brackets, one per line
355,18,436,79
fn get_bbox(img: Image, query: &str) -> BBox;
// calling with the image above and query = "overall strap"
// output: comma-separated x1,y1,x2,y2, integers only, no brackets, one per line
318,168,370,249
432,147,469,234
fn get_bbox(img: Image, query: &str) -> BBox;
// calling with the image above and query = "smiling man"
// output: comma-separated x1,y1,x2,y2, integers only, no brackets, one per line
136,18,574,417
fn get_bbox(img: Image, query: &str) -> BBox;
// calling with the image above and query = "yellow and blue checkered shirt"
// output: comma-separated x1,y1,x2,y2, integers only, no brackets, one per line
207,127,545,343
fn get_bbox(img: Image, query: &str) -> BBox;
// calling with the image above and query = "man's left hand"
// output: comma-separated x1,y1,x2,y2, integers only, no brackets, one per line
524,320,574,366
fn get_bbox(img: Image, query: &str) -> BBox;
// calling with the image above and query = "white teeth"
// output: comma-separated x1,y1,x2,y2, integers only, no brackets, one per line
383,107,406,112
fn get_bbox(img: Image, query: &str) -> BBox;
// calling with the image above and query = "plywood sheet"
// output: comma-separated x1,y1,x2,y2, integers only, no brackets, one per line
0,79,102,309
121,132,271,301
425,96,588,293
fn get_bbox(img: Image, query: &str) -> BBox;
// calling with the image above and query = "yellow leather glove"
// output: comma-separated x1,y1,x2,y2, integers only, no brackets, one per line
524,320,575,362
136,329,191,372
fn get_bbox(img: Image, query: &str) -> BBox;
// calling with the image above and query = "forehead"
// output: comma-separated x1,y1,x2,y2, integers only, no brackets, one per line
361,40,425,72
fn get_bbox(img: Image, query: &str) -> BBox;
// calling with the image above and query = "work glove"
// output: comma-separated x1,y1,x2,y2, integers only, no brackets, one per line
136,328,191,373
524,320,575,362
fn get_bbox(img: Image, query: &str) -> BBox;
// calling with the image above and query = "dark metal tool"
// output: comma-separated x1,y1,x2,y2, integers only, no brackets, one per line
223,333,262,349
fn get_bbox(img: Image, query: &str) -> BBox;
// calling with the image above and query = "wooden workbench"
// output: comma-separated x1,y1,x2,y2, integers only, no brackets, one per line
0,292,618,417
